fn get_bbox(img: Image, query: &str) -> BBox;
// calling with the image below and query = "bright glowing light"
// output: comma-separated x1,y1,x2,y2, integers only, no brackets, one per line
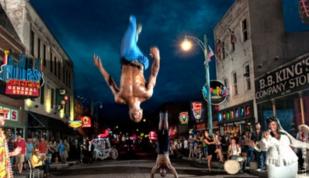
181,38,192,51
25,99,33,107
70,96,74,121
143,119,146,122
45,90,51,113
60,109,64,119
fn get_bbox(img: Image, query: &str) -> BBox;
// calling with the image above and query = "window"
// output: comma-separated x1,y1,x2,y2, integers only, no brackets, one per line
49,48,52,72
30,30,35,56
223,78,229,98
242,19,248,42
233,72,238,95
37,38,41,59
244,64,251,90
40,85,45,104
230,30,236,52
222,41,226,59
54,57,57,76
58,59,61,79
51,88,54,109
43,44,46,67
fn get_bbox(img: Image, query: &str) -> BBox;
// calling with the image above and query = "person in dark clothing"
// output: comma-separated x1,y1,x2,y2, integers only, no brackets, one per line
150,112,178,178
252,122,266,171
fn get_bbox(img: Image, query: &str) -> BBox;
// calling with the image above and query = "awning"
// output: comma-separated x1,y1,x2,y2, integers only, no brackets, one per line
28,112,74,134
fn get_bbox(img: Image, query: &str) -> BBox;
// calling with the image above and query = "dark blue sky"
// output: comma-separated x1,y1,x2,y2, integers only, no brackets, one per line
30,0,309,122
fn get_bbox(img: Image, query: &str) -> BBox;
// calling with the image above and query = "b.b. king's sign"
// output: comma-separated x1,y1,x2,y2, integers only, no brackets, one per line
255,54,309,102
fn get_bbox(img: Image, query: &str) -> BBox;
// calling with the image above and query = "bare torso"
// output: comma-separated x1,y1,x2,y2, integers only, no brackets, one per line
116,64,149,104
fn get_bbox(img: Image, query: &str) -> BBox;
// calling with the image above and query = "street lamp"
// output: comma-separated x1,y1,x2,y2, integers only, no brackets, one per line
180,34,213,134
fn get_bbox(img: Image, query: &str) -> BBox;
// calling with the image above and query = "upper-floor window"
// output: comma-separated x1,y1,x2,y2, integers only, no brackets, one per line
222,41,226,59
54,57,57,76
233,72,238,95
30,30,35,57
43,44,46,67
223,78,229,98
244,64,251,90
37,38,41,59
50,51,53,73
242,19,248,42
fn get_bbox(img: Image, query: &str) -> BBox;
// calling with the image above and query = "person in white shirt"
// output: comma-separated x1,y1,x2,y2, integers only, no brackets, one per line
255,117,309,178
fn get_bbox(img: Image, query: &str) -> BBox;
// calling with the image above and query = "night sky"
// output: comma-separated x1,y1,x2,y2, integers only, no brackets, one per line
30,0,309,124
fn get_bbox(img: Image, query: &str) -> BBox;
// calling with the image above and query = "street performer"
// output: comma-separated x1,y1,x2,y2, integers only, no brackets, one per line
150,112,178,178
93,15,160,123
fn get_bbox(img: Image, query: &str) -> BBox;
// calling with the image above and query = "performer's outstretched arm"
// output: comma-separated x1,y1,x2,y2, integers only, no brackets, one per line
167,163,179,178
93,55,120,96
150,164,158,178
146,47,160,98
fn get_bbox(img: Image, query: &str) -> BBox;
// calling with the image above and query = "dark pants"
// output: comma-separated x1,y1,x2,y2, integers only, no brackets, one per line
246,147,255,166
257,151,266,169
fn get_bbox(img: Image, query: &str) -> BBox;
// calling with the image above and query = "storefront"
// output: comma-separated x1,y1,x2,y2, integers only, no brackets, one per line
255,53,309,133
0,94,27,137
217,101,255,136
28,112,75,139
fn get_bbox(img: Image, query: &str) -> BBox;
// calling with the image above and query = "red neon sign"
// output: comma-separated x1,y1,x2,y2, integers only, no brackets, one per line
5,80,40,97
81,116,92,128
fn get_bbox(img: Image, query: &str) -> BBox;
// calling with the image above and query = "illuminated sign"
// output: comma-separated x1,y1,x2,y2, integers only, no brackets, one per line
68,120,82,128
0,50,43,98
179,112,189,125
81,116,92,128
218,101,253,123
299,0,309,24
0,105,18,121
149,131,157,140
5,80,40,97
202,80,228,105
191,102,203,121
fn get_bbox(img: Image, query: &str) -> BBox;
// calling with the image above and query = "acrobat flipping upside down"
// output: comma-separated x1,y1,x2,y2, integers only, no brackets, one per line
151,112,178,178
93,15,160,122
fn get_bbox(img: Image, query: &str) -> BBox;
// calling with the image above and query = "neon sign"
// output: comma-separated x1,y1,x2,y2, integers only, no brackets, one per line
191,102,203,121
202,80,228,105
81,116,92,128
0,50,43,97
179,112,189,125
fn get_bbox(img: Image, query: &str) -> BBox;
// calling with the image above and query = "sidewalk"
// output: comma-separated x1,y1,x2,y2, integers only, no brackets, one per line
14,161,79,178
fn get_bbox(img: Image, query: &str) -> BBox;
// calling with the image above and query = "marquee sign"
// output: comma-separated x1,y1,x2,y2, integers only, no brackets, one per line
191,102,203,121
0,50,43,98
5,80,40,97
179,112,189,125
255,54,309,102
202,80,228,105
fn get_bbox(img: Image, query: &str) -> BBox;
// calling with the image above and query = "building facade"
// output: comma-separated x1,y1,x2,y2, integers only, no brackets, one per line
0,0,75,138
214,0,255,135
214,0,309,133
0,4,27,136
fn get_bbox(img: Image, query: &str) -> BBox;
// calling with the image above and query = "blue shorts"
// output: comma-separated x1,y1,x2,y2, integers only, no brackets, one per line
120,15,149,70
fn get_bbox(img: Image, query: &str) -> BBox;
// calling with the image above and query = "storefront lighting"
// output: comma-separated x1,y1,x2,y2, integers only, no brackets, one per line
70,98,74,121
25,99,33,107
59,109,64,119
45,90,51,113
